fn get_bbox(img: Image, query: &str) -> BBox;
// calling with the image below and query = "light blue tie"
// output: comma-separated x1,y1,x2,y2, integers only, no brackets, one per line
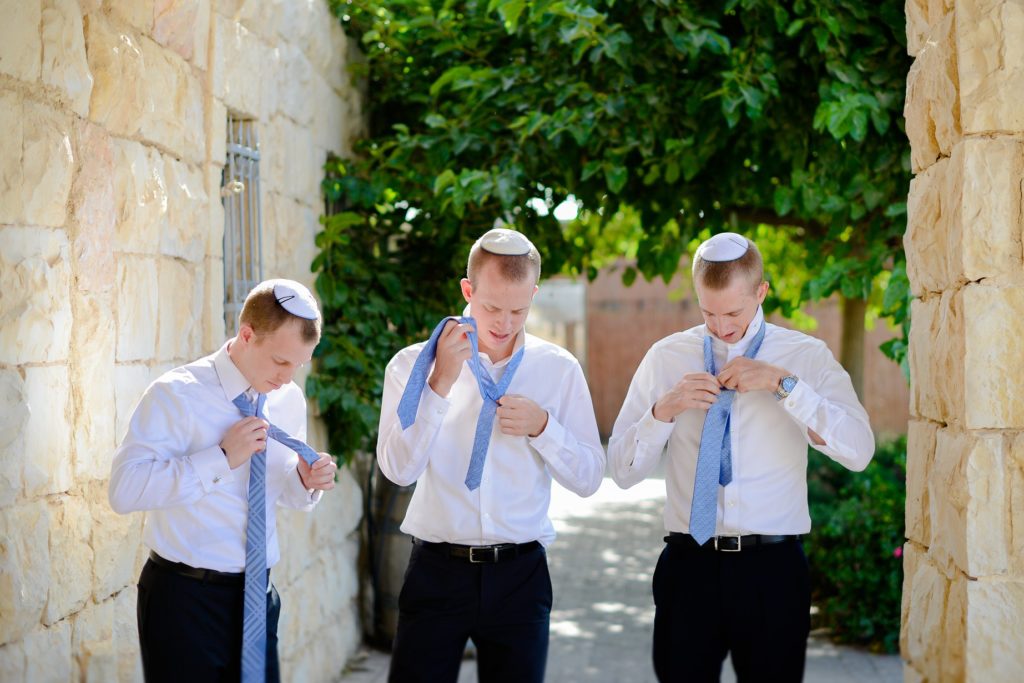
232,392,321,683
688,321,766,545
396,316,525,491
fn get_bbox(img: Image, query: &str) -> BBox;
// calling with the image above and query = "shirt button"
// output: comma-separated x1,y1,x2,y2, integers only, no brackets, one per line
213,475,221,484
728,501,736,508
786,400,795,408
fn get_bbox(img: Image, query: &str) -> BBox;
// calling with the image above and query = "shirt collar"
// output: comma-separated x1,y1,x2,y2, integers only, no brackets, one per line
461,304,527,367
709,306,765,355
213,339,252,402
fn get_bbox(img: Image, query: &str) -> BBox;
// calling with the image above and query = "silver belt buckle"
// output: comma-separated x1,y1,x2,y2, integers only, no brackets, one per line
469,546,498,563
715,535,742,552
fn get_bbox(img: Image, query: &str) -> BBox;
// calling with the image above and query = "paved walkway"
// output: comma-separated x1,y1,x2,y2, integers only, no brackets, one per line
339,477,903,682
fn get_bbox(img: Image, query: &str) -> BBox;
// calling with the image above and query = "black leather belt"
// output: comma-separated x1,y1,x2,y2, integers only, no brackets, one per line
148,551,268,586
665,532,800,552
413,538,542,563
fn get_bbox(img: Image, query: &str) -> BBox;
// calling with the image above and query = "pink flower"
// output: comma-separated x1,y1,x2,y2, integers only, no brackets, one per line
893,546,903,559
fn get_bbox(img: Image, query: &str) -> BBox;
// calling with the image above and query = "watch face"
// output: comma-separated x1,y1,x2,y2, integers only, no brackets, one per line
782,376,797,392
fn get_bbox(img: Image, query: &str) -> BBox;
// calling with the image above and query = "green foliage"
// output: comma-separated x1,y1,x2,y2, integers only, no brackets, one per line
313,0,912,460
806,437,906,653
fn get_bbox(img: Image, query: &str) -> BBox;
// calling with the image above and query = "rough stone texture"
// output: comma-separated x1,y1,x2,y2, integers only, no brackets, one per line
113,587,143,682
962,433,1010,577
85,13,147,137
70,293,117,482
901,547,967,682
87,481,143,602
162,158,207,262
153,0,201,62
966,580,1024,680
71,599,114,673
928,429,970,573
45,495,94,625
0,90,25,224
3,1,367,677
903,1,1024,679
905,420,937,545
71,120,117,293
138,36,205,164
0,227,73,365
0,502,50,645
42,0,95,117
957,0,1024,134
908,292,964,425
0,369,29,508
22,100,75,228
23,366,74,497
0,1,41,82
112,140,168,255
113,364,153,445
213,14,263,117
905,12,960,174
905,138,1024,297
963,285,1024,429
1011,435,1024,577
157,258,201,362
105,0,153,33
0,643,26,681
23,620,72,683
203,256,227,353
116,256,160,362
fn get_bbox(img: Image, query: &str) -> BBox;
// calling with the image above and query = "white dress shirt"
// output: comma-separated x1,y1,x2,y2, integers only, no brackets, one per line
109,341,321,572
608,308,874,536
377,331,605,547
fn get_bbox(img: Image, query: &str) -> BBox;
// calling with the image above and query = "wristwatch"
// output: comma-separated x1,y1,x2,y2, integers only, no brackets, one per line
774,375,799,401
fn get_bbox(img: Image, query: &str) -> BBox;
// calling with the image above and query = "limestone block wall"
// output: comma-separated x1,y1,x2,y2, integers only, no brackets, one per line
0,1,365,681
903,0,1024,680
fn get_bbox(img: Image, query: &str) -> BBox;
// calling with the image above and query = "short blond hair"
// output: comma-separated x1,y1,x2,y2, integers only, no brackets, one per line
467,243,542,284
691,237,764,291
239,282,321,343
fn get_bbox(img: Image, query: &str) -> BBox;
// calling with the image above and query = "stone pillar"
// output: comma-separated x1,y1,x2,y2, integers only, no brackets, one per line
903,1,1024,681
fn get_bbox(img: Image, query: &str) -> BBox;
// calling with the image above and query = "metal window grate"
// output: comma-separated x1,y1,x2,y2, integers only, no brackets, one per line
222,116,263,336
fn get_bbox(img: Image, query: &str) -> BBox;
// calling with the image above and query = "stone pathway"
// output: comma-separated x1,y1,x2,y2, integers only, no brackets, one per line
339,476,903,683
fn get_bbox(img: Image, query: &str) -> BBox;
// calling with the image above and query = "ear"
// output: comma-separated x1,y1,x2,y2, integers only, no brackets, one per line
756,280,769,304
237,322,256,345
460,277,473,304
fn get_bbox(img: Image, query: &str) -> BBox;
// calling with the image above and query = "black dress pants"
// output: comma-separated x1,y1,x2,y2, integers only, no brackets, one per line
136,558,281,683
388,542,552,683
652,538,810,683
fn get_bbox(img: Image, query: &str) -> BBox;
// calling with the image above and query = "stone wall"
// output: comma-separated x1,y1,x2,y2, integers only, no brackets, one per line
0,1,365,681
903,0,1024,680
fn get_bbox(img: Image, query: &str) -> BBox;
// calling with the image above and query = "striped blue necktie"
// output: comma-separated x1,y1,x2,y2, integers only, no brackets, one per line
232,391,320,683
688,321,766,545
396,316,525,491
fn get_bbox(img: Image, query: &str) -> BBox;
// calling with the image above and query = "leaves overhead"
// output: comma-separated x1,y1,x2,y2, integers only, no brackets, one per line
313,0,912,460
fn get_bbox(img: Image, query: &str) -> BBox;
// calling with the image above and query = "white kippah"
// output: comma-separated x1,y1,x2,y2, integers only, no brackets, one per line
271,279,320,320
695,232,750,262
476,228,534,256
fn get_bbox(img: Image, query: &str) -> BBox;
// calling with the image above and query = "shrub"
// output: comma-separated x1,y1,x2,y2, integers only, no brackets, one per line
806,436,905,653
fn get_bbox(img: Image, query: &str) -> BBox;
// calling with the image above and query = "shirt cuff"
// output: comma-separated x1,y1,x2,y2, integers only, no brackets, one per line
188,446,234,493
289,467,323,506
778,380,821,425
528,411,563,453
419,386,451,426
637,405,676,447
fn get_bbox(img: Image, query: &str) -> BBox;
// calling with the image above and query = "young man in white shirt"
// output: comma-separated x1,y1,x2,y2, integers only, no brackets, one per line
608,233,874,682
377,228,605,683
109,279,338,683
